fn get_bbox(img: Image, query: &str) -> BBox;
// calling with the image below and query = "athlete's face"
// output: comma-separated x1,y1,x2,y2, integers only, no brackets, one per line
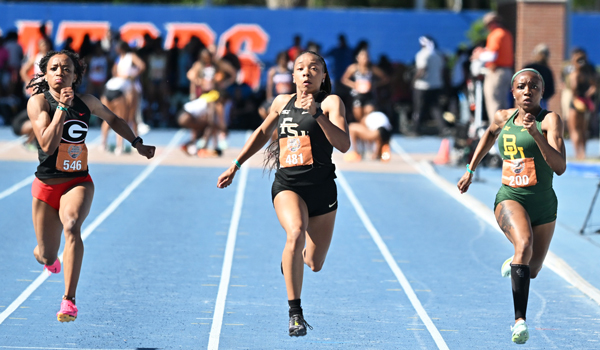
45,54,76,91
512,72,543,110
357,50,369,65
293,53,325,93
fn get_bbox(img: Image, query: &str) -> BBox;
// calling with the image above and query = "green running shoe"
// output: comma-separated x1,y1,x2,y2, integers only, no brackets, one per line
501,256,513,278
511,320,529,344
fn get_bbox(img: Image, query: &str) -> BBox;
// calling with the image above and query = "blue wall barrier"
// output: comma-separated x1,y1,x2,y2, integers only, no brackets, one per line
0,3,597,87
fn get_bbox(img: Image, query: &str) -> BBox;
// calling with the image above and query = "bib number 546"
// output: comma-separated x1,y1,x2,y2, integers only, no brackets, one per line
63,160,82,171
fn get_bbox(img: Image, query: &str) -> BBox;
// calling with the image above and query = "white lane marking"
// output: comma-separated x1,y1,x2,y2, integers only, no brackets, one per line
0,130,185,325
0,347,137,350
337,171,450,350
391,139,600,306
0,136,26,153
0,175,35,201
0,135,101,201
207,145,250,350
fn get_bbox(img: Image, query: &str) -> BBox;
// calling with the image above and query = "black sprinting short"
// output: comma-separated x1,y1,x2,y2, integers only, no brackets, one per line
104,89,124,102
378,127,391,144
271,179,338,217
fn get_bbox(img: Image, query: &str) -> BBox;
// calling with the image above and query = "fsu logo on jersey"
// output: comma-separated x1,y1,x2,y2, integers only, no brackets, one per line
62,119,88,144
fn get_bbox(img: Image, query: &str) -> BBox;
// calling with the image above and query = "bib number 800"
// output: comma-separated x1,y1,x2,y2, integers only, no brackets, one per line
508,175,529,187
63,160,82,171
285,153,304,166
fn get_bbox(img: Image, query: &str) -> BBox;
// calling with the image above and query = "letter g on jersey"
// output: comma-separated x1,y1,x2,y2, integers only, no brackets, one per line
62,120,88,144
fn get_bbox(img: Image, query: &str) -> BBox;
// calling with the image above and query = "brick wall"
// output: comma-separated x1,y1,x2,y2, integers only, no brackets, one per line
499,0,566,114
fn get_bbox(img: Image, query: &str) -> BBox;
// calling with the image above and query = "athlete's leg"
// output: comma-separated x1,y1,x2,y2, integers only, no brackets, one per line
58,182,94,300
495,200,533,325
303,210,336,272
495,200,533,265
567,109,585,159
529,221,556,279
274,190,309,300
32,199,63,266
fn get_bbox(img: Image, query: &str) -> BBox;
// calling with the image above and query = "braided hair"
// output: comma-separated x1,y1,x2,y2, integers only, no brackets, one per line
263,50,333,173
25,50,87,96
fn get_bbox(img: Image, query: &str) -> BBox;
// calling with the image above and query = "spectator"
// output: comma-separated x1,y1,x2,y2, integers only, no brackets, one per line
259,51,293,136
287,34,303,66
86,43,109,98
0,36,10,97
146,37,169,126
341,47,389,123
524,43,555,109
566,48,597,160
221,40,241,74
471,12,514,121
20,37,52,97
4,31,23,96
411,36,447,136
344,110,392,162
324,34,354,95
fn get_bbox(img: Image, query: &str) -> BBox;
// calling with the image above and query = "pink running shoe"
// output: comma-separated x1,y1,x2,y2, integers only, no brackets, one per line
57,299,77,322
44,259,61,275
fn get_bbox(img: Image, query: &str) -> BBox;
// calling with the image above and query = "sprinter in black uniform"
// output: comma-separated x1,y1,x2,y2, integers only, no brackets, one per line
217,51,350,336
26,50,155,322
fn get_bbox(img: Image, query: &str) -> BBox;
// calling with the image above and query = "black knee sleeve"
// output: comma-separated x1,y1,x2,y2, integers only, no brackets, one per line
511,264,531,321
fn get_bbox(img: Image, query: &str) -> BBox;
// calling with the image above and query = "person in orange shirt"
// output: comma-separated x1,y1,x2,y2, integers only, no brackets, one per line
472,12,515,120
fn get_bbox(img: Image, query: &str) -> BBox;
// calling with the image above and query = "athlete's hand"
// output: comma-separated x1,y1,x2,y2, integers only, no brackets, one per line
217,165,237,189
300,90,317,115
136,144,155,159
60,87,74,107
522,113,538,135
457,171,473,194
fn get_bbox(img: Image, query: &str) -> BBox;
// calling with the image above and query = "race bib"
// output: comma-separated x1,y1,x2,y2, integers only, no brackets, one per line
56,143,88,173
355,80,371,94
501,158,537,188
279,135,313,168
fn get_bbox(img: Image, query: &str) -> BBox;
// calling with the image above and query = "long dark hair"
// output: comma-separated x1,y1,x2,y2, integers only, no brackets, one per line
26,50,87,96
263,50,332,173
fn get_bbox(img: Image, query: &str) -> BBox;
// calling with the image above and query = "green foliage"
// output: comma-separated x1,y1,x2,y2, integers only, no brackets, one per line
466,19,487,46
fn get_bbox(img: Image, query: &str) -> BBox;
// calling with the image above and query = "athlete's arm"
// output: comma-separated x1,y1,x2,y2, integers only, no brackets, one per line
217,60,237,91
372,66,390,88
130,53,146,79
266,67,275,101
19,58,35,83
27,90,71,154
217,94,286,189
310,93,350,153
457,109,509,193
340,64,356,90
80,94,155,158
530,112,566,175
186,62,202,85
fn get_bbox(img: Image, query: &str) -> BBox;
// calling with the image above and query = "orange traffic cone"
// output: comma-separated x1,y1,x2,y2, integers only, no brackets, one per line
433,138,450,165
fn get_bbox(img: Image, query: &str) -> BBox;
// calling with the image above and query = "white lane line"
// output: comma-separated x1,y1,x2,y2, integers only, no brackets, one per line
0,135,101,201
337,171,450,350
207,150,250,350
0,347,136,350
0,130,185,325
0,135,26,153
391,139,600,306
0,175,35,201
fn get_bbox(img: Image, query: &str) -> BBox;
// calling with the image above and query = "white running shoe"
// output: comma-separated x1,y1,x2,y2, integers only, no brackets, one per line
511,320,529,344
501,256,513,278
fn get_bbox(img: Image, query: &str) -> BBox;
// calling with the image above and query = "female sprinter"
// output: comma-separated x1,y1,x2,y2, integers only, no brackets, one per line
341,48,389,124
217,51,350,336
457,68,566,344
26,50,155,322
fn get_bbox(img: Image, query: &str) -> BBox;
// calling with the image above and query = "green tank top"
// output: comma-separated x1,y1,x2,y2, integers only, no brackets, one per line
497,109,553,193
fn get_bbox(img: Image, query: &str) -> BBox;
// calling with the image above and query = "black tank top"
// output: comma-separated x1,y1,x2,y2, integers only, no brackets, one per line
35,91,91,179
275,95,336,186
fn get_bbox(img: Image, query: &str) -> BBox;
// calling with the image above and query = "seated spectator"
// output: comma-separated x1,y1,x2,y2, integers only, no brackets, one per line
177,90,220,156
344,110,392,162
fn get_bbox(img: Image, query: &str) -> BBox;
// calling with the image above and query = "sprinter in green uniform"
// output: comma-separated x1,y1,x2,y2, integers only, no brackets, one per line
457,68,566,344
